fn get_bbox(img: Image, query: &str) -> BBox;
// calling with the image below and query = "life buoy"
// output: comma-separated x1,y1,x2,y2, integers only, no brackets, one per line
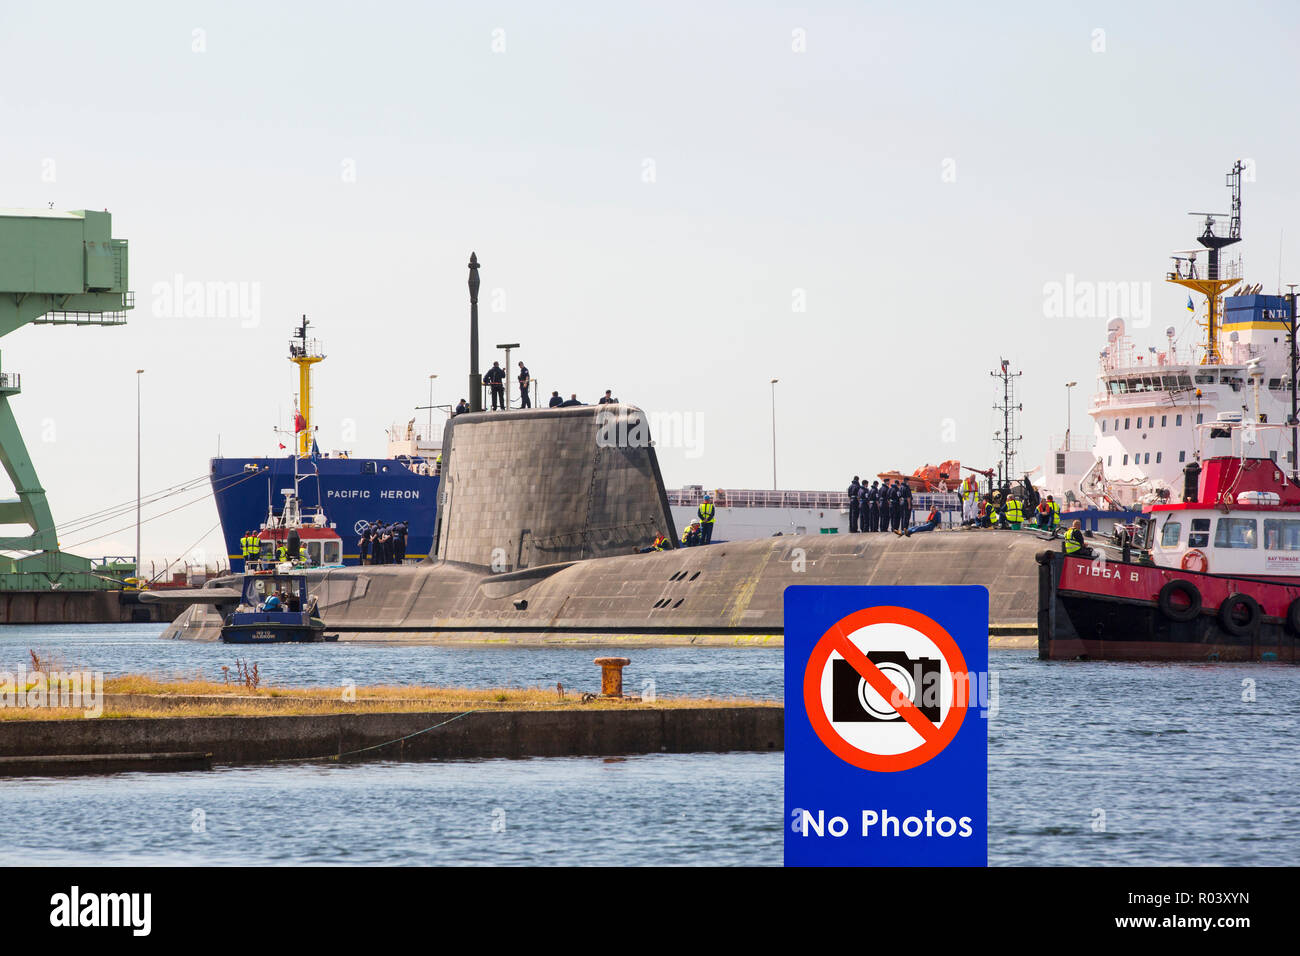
1218,593,1261,637
1181,549,1208,573
1157,579,1202,622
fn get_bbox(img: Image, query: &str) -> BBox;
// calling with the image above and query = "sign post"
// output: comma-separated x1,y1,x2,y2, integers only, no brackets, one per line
785,585,990,866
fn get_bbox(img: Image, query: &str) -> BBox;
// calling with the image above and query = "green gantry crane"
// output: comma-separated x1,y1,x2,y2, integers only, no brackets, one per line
0,208,132,587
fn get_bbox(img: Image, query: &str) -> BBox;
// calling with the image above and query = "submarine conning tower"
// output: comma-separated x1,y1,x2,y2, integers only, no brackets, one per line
433,403,679,569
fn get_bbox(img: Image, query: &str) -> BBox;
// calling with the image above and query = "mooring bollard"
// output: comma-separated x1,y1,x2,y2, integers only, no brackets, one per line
594,657,631,697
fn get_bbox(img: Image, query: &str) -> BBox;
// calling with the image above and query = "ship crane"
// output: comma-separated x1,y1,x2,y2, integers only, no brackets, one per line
0,209,132,564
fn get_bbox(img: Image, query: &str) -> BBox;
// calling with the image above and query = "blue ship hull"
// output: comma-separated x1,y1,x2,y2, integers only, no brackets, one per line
211,456,438,571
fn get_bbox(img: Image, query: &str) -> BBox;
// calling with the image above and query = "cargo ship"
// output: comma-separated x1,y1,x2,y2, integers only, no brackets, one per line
211,318,440,571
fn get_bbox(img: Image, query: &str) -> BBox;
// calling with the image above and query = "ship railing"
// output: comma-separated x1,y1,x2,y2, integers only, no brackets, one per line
667,488,850,509
665,488,964,511
1047,434,1095,452
288,337,325,359
387,422,443,444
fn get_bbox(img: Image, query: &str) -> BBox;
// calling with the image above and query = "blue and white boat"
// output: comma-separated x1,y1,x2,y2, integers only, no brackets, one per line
220,573,333,644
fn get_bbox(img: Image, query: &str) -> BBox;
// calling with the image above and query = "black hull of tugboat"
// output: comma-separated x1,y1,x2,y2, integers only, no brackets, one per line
1037,550,1300,662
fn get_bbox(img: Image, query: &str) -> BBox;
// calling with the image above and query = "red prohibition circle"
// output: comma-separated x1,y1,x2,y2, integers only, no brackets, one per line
802,605,970,773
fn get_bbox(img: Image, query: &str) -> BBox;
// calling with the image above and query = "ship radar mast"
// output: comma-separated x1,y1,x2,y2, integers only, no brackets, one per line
991,358,1022,490
1167,160,1246,365
288,315,325,458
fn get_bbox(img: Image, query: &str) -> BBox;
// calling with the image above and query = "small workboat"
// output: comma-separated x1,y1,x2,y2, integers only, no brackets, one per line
220,573,336,643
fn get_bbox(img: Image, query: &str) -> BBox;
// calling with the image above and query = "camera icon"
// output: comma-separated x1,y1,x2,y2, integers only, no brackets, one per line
831,652,940,723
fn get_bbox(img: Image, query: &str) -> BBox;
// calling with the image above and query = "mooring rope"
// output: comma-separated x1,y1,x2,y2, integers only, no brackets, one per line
258,709,482,765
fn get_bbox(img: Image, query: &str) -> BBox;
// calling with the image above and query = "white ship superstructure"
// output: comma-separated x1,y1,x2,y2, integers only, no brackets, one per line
1042,161,1299,511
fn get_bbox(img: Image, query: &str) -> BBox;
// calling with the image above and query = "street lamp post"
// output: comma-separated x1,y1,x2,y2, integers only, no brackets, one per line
1065,381,1077,448
770,378,779,491
427,374,437,437
468,253,482,412
136,368,144,576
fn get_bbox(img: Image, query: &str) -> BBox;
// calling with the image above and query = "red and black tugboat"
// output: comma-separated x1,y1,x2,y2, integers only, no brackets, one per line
1038,416,1300,662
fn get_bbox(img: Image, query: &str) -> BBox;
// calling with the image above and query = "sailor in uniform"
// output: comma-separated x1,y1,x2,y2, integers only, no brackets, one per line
847,476,861,533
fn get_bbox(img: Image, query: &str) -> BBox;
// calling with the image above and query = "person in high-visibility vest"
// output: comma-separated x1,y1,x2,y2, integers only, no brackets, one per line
1035,499,1053,530
277,542,288,562
960,476,979,524
1003,496,1023,530
1062,520,1094,558
641,532,670,553
682,520,703,547
698,493,716,544
1046,495,1061,530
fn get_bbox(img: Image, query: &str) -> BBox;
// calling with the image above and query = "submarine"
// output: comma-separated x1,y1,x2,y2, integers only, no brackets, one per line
153,403,1043,643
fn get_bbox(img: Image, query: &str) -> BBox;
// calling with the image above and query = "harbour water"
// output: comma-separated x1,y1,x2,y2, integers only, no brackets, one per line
2,625,1297,866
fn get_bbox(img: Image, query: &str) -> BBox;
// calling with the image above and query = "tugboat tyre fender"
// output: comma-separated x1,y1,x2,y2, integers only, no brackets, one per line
1157,580,1201,623
1217,592,1261,636
1287,598,1300,635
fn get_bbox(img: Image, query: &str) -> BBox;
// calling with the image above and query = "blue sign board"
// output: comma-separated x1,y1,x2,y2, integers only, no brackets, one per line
784,585,989,866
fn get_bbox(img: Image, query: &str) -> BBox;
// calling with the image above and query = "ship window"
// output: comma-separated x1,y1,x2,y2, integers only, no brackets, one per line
1264,519,1300,550
1179,450,1186,462
1114,418,1120,431
1176,414,1183,426
1188,518,1210,548
1055,453,1065,475
1160,522,1181,547
1271,451,1279,462
1196,413,1203,424
1122,455,1128,465
1214,517,1257,549
1270,378,1282,389
1144,453,1150,464
1148,416,1155,428
1101,421,1107,433
1124,418,1130,429
1156,452,1162,464
1160,415,1167,427
324,542,341,564
1195,373,1213,384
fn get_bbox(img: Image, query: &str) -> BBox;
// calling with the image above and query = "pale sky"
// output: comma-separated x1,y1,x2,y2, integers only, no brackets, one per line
2,0,1299,564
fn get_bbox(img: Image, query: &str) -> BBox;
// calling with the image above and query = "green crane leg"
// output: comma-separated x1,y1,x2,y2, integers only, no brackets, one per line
0,391,58,551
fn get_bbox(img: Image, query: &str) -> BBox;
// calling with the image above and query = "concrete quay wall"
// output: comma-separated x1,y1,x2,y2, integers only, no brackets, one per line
0,707,784,768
